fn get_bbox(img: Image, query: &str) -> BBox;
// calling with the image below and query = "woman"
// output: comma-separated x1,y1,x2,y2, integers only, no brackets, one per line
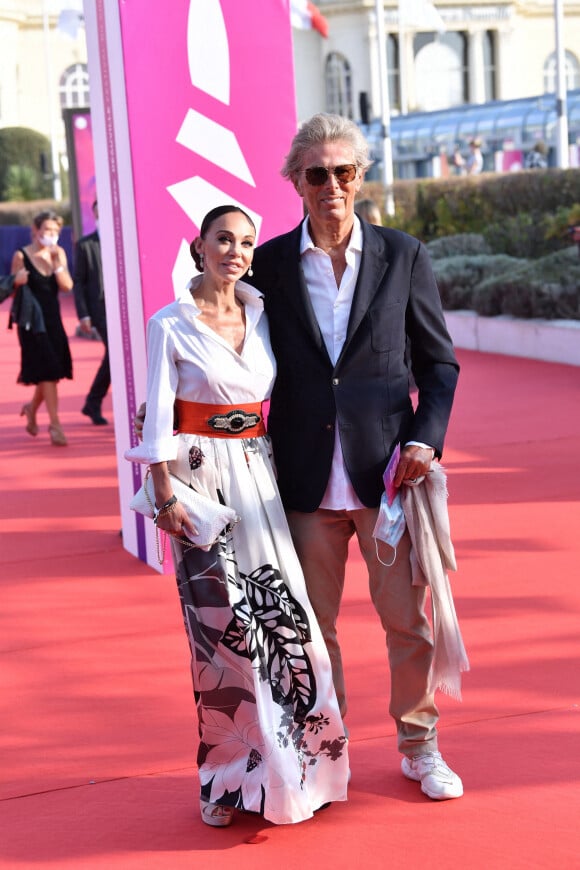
466,139,483,175
10,210,73,446
126,205,348,827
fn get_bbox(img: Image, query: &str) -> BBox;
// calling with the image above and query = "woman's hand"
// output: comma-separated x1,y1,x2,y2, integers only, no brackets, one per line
50,244,66,270
134,402,146,440
13,267,29,288
150,461,197,540
51,247,73,291
155,500,198,540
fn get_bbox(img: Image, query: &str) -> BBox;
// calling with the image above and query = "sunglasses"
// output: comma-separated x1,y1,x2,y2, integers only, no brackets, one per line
304,164,358,186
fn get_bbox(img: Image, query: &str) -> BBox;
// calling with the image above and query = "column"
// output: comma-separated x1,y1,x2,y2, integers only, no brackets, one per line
468,29,486,105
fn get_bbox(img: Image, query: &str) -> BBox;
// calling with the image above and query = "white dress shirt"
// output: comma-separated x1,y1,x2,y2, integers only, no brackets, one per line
299,216,366,510
299,217,433,510
126,280,275,465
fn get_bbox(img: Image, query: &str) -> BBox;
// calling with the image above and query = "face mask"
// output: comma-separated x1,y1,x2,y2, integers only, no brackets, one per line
373,491,406,567
38,234,59,247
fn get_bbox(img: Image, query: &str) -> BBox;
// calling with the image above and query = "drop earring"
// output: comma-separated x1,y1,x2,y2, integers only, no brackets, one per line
199,253,204,271
248,264,253,277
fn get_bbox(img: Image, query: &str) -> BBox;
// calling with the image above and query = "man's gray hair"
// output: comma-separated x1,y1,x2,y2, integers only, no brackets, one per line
281,113,372,184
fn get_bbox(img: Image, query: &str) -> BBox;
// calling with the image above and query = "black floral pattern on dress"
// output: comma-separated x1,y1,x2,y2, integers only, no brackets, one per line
221,563,316,718
173,537,347,816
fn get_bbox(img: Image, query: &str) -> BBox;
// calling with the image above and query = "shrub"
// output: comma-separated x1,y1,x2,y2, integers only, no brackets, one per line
427,233,491,259
482,212,562,259
476,248,580,319
432,245,580,320
544,203,580,241
0,127,54,201
0,199,71,226
362,170,580,245
433,254,524,311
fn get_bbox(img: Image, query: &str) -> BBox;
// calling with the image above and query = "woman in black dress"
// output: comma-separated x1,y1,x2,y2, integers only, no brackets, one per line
10,210,73,446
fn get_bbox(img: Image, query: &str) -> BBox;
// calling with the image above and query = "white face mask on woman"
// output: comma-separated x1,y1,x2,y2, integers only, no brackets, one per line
38,234,59,247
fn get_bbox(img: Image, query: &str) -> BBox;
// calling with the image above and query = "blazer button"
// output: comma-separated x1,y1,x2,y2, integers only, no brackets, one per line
332,378,339,386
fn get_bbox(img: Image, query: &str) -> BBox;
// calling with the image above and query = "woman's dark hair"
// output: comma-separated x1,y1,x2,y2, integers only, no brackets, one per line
32,209,62,230
189,205,256,271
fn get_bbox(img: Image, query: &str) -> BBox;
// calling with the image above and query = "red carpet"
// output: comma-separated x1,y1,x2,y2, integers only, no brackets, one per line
1,295,579,869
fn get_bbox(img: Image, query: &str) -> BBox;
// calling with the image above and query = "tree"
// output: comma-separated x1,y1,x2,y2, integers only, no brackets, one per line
0,127,54,201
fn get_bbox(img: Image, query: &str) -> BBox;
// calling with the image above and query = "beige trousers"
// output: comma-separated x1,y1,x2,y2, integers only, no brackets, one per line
286,507,439,756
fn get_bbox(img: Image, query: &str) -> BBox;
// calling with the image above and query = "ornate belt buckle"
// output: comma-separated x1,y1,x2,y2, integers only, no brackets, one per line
207,409,260,434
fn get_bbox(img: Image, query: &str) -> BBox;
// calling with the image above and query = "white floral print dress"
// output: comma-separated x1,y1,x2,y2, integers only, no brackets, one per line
127,282,349,824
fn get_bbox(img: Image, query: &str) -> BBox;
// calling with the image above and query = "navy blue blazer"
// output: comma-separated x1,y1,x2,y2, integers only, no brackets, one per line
73,231,106,331
251,220,459,512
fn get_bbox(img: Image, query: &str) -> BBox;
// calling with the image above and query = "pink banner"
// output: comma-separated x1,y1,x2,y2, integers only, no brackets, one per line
87,0,300,568
118,0,301,322
496,149,524,173
71,112,97,235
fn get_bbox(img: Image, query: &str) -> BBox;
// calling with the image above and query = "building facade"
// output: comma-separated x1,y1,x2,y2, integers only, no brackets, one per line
293,1,580,122
1,2,580,193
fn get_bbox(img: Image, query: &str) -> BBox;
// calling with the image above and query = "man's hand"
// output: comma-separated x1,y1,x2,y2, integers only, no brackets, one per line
79,316,93,336
393,444,434,488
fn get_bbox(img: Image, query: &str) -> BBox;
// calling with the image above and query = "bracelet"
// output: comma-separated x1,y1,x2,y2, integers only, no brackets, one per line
153,494,177,522
54,266,65,274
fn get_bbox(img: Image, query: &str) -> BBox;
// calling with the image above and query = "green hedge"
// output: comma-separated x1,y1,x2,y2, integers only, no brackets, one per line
0,199,71,226
0,127,54,201
361,169,580,243
429,242,580,320
359,171,580,320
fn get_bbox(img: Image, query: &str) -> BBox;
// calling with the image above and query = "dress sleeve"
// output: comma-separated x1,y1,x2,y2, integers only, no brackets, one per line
125,314,181,464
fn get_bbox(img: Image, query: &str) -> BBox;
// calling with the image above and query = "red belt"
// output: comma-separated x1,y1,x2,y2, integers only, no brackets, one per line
175,399,266,438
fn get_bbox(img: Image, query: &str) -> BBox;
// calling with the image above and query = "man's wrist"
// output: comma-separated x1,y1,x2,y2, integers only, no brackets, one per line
405,441,435,458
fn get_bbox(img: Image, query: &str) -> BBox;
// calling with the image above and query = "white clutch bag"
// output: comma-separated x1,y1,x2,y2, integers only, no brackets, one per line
130,468,239,551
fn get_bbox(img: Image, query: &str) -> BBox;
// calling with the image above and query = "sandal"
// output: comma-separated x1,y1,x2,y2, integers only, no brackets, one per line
48,424,68,447
199,799,234,828
20,403,38,437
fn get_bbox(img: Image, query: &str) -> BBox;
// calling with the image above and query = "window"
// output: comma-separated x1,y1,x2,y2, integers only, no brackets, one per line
543,51,580,93
483,31,496,102
387,34,400,112
414,32,467,111
325,52,353,118
59,63,90,109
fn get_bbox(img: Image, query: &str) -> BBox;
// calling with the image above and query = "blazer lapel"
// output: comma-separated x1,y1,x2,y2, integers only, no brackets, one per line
276,226,330,359
344,223,390,345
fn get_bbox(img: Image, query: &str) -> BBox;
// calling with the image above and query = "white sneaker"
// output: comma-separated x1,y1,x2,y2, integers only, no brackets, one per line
401,751,463,800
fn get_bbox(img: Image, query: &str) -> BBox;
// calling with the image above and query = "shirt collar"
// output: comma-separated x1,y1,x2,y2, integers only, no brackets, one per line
299,214,364,255
181,277,264,312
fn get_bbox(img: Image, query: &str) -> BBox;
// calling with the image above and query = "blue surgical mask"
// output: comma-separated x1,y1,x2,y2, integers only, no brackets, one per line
373,492,406,566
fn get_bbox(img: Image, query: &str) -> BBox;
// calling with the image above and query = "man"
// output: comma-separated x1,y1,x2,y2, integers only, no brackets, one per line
74,200,110,425
250,113,462,800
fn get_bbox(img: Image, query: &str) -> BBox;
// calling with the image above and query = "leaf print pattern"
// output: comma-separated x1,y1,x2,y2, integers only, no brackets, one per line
221,563,316,718
167,449,348,823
